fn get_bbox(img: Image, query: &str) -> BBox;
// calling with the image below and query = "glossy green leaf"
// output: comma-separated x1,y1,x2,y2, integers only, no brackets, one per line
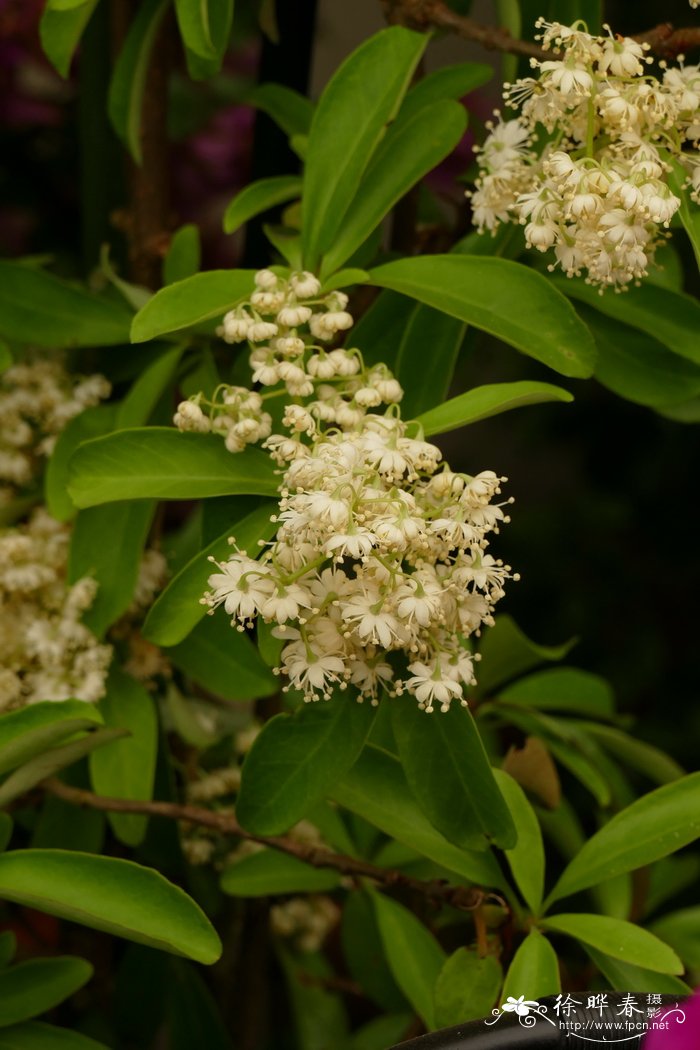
502,929,560,1001
237,700,376,835
331,745,506,888
372,891,446,1030
0,729,126,807
574,723,684,785
548,773,700,904
0,957,92,1028
0,852,221,963
144,501,276,645
163,225,201,285
39,0,99,77
168,611,276,700
321,268,370,293
89,669,158,846
493,770,544,914
116,345,186,428
245,83,314,138
131,270,255,341
302,27,427,267
434,949,502,1029
416,381,573,436
320,100,467,276
44,405,117,521
0,702,102,777
341,892,407,1013
399,62,491,122
477,616,575,695
0,1023,108,1049
583,947,691,996
499,667,615,718
542,914,683,974
69,501,155,636
0,262,131,348
391,701,516,850
221,849,340,896
649,907,700,971
224,175,302,235
392,304,464,419
68,428,278,506
108,0,170,164
370,256,597,378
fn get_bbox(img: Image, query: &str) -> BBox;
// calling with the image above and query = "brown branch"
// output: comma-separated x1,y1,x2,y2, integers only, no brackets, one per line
42,778,498,914
380,0,700,60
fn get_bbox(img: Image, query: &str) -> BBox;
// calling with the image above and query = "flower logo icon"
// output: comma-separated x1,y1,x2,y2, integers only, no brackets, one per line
501,996,541,1017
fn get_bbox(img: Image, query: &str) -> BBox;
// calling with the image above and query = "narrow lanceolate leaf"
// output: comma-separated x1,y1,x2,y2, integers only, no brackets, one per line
163,225,202,285
143,501,277,646
39,0,99,77
181,0,233,79
108,0,170,164
416,381,573,436
0,957,93,1028
168,612,276,701
0,262,131,349
131,270,256,341
68,501,155,636
392,304,464,418
0,851,221,963
0,701,102,778
331,745,506,889
548,773,700,904
372,892,446,1031
476,615,575,696
369,256,597,378
224,175,302,235
583,947,691,997
301,26,427,268
320,100,467,277
174,0,215,58
541,914,683,975
434,949,502,1029
237,699,376,835
501,929,560,1002
0,1022,108,1049
493,771,545,914
399,62,492,123
245,83,314,138
221,850,340,897
391,701,516,851
649,907,700,971
0,728,127,807
68,429,278,507
89,669,158,847
668,160,700,271
499,667,615,719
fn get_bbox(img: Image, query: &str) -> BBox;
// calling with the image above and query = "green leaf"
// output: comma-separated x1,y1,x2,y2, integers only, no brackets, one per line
561,277,700,366
89,669,158,847
68,428,278,506
174,0,215,58
144,501,276,645
0,262,131,348
668,160,700,271
434,949,502,1029
245,83,314,138
393,305,465,419
0,851,221,963
541,914,683,974
372,891,446,1030
399,62,492,122
39,0,99,77
331,745,506,888
649,907,700,971
223,176,302,235
477,616,575,695
499,667,615,718
163,225,202,285
574,723,684,785
44,405,117,522
237,699,376,835
0,702,102,777
221,849,340,896
68,501,155,636
493,770,544,914
583,947,691,996
0,1022,108,1049
302,26,427,267
416,381,573,436
369,256,597,378
0,729,127,807
341,892,407,1012
116,344,186,428
181,0,233,79
391,702,516,850
108,0,170,164
277,946,349,1050
320,99,467,276
548,773,700,904
131,270,256,341
0,957,92,1028
168,612,276,700
321,268,370,293
502,929,560,1001
350,1015,413,1050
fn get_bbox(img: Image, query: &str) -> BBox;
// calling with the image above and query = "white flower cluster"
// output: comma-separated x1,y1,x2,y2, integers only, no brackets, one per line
0,510,112,711
270,895,340,953
193,272,514,713
0,358,110,504
470,20,700,288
